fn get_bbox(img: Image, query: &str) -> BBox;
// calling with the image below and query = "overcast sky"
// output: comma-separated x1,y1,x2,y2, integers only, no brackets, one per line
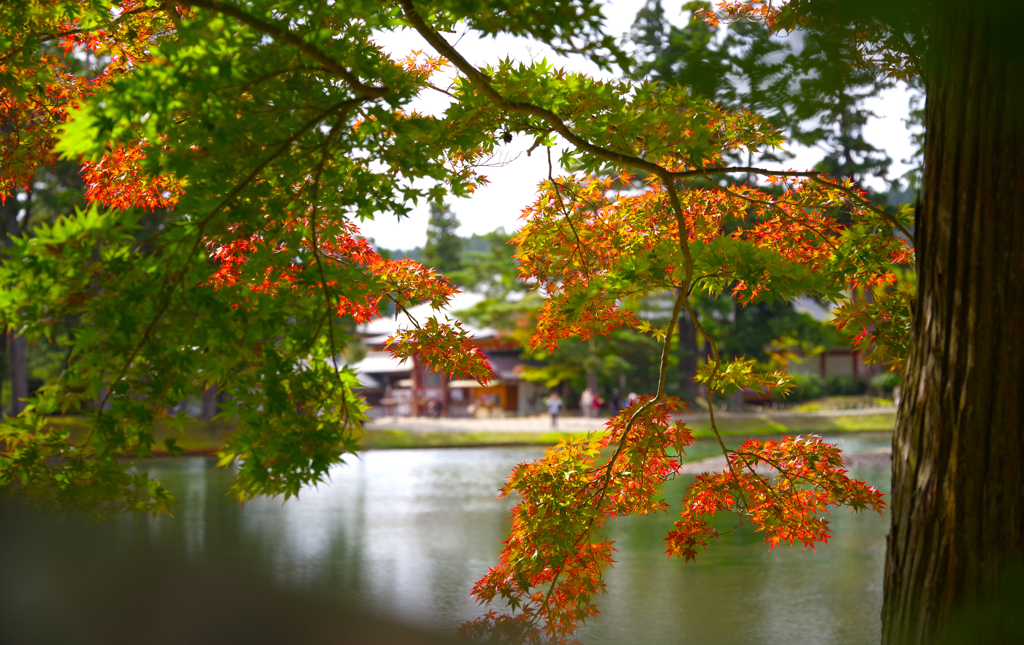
360,0,920,251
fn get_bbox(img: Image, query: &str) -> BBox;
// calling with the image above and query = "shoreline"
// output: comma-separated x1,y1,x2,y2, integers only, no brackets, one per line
130,407,896,456
47,407,894,456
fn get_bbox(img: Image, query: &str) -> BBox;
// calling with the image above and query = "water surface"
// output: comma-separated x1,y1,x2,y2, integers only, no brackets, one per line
130,436,891,644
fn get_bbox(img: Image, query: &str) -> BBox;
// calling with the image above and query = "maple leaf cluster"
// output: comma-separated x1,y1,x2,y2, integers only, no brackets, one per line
463,399,885,643
666,435,886,563
81,141,183,211
1,0,509,516
515,170,913,360
205,214,494,383
386,316,494,383
463,38,911,640
461,396,694,644
0,1,175,202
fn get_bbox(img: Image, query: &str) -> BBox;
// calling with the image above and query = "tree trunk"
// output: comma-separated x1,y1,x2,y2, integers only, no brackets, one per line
8,332,27,416
2,198,27,416
201,382,219,421
882,3,1024,642
585,338,599,393
677,307,697,403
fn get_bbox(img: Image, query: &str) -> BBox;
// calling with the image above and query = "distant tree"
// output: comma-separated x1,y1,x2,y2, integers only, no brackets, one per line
630,0,792,169
449,228,518,296
630,0,893,183
422,201,463,274
629,1,899,399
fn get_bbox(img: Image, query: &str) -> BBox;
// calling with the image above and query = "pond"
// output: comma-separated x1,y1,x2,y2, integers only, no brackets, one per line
121,435,891,645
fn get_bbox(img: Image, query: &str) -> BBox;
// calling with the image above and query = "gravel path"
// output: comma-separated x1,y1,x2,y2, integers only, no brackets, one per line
365,407,898,434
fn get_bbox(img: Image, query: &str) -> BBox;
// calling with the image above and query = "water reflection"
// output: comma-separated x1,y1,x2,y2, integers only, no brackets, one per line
132,436,891,644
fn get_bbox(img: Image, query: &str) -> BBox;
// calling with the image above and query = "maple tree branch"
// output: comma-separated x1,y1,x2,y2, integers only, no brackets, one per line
699,173,841,253
197,97,363,228
229,66,329,93
402,0,916,256
807,175,915,244
663,177,750,508
401,0,913,248
86,99,361,445
295,308,333,358
582,286,687,518
308,117,345,390
25,7,156,48
182,0,389,99
425,82,455,98
538,285,689,628
730,449,827,493
402,3,899,631
547,155,592,277
312,249,428,332
397,0,670,180
682,167,913,243
681,297,752,515
669,166,821,180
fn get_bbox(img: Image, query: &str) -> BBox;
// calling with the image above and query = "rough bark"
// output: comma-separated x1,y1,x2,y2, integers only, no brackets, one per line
882,2,1024,642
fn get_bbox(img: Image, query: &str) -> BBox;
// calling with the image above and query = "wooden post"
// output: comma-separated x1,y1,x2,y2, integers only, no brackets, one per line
440,372,449,417
411,354,421,417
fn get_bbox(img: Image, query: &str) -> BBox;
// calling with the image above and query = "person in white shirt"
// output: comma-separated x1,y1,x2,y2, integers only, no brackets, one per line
580,387,595,418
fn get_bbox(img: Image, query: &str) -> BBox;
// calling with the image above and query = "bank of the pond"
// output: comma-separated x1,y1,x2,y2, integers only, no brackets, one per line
367,407,897,443
49,407,895,455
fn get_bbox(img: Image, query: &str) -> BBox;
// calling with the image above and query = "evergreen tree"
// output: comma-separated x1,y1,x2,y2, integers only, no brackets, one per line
629,0,893,184
421,202,463,274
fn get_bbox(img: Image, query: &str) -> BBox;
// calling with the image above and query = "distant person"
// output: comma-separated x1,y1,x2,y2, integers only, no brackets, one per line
546,392,563,429
611,388,622,415
580,387,595,418
626,391,640,408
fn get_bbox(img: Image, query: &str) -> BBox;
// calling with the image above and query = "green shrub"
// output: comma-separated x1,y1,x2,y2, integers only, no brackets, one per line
871,371,903,395
779,373,824,402
824,374,867,396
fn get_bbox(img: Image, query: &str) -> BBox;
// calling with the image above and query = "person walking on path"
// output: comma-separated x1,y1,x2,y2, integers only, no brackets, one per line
626,391,640,408
610,389,622,416
546,392,563,429
580,388,595,418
